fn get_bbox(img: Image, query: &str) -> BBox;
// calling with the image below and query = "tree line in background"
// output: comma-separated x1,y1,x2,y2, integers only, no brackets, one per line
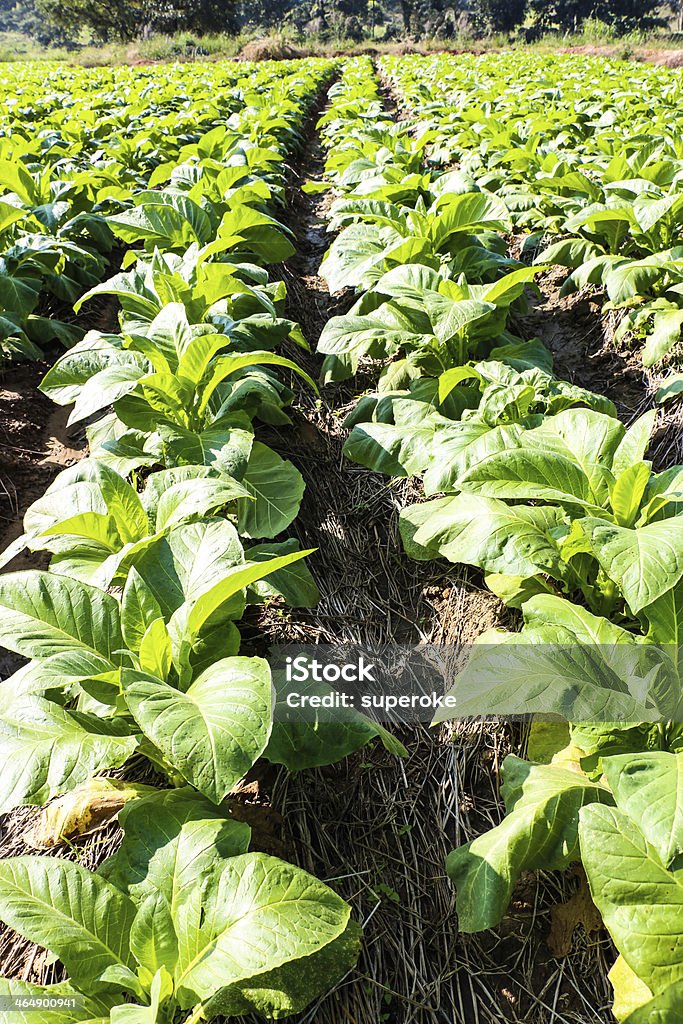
0,0,679,50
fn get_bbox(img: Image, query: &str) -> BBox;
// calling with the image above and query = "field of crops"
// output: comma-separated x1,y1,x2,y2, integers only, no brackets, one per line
0,49,681,1024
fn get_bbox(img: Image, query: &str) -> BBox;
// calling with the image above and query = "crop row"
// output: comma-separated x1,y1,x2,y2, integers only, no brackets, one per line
314,56,683,1023
0,59,314,360
0,58,402,1024
384,52,683,396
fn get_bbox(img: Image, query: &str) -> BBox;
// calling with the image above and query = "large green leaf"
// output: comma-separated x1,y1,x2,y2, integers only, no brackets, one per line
131,519,244,618
447,755,611,932
100,788,250,911
174,853,351,1006
458,447,603,509
154,476,250,532
107,192,213,251
347,421,425,477
128,894,178,978
430,191,510,244
175,546,315,642
612,410,656,477
602,752,683,868
265,670,388,770
585,518,683,614
435,595,666,723
161,420,253,472
237,442,305,539
0,696,137,813
124,657,272,803
524,406,623,460
209,919,362,1020
0,857,136,990
580,804,683,996
400,494,565,578
121,568,165,654
0,572,122,660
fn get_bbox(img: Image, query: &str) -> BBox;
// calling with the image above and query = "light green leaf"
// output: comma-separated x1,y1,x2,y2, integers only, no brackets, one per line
585,518,683,614
447,756,611,932
611,463,652,528
124,657,272,803
132,519,244,619
100,787,250,911
0,696,136,813
0,857,136,989
0,980,114,1024
0,571,122,659
400,494,565,578
237,442,305,539
210,918,362,1021
580,804,683,996
121,569,165,654
622,981,683,1023
174,853,351,1006
179,546,315,640
644,308,683,367
154,476,250,532
138,618,172,680
458,447,603,509
602,752,683,867
129,892,178,976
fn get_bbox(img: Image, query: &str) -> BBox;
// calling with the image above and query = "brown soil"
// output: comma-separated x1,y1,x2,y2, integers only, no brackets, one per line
558,43,683,67
515,265,651,424
0,361,86,566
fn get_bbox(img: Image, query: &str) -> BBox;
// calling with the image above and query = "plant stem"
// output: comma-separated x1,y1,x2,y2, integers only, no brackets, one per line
184,1004,205,1024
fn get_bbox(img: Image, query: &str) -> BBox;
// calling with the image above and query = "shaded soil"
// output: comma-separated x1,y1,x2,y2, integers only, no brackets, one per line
515,263,683,471
515,265,650,423
0,360,86,565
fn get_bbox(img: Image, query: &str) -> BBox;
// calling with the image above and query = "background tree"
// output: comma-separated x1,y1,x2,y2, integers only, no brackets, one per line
8,0,679,48
672,0,683,32
592,0,666,33
468,0,526,32
34,0,238,41
150,0,239,33
527,0,594,32
527,0,667,33
35,0,144,40
239,0,291,30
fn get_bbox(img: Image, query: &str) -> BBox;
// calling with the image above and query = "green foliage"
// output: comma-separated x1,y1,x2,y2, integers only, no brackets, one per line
0,792,357,1021
314,54,683,1023
0,56,398,1022
468,0,525,33
34,0,239,43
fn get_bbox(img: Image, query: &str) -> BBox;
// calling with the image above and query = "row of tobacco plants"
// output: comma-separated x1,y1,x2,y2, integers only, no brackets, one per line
0,58,407,1024
314,55,683,1023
